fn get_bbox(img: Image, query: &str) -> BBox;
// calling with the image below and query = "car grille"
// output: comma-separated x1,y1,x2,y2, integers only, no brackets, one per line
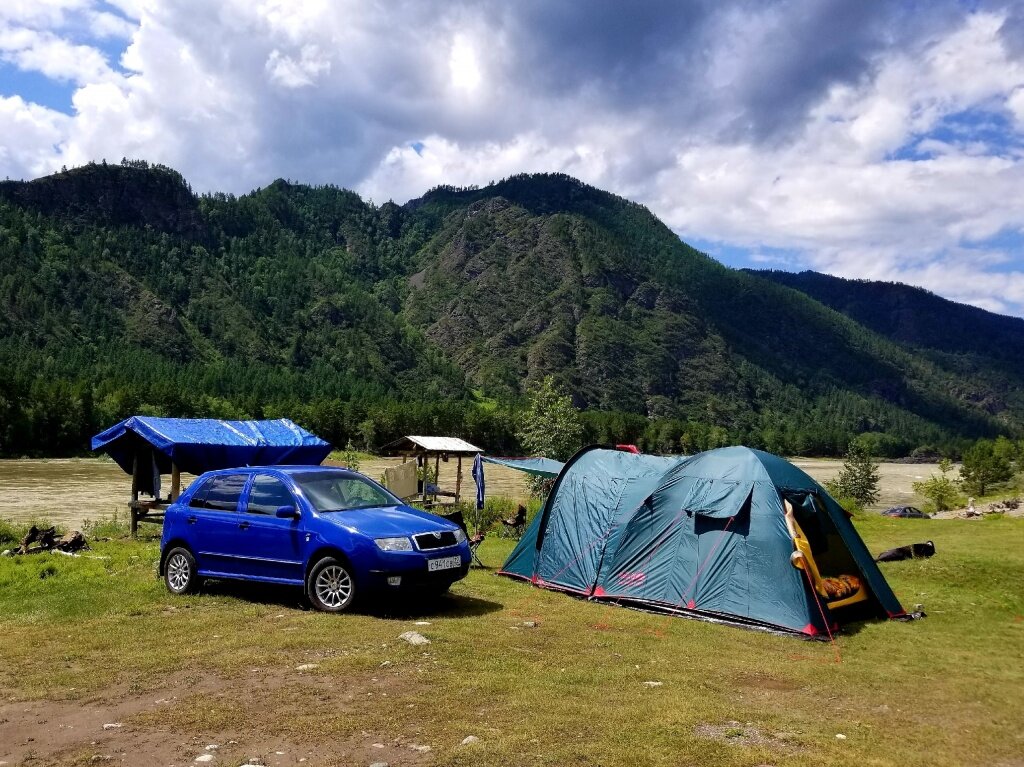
413,531,458,550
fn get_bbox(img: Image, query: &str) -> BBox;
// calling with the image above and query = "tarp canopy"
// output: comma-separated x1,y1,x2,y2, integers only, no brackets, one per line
481,456,565,478
92,417,332,481
501,445,906,638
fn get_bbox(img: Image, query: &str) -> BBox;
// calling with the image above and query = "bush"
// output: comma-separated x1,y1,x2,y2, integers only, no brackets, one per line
913,458,963,512
472,496,544,537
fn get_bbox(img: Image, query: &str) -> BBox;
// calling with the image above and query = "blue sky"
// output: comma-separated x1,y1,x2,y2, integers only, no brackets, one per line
2,1,1024,315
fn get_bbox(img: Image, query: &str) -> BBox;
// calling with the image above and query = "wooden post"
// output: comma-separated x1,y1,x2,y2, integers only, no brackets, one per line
433,453,440,501
170,463,181,502
130,453,139,538
454,455,463,504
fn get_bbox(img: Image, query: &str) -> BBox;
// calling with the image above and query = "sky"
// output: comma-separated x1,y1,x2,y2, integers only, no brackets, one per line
3,1,1024,316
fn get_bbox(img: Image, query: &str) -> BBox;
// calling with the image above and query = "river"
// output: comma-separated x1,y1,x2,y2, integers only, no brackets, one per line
0,456,938,530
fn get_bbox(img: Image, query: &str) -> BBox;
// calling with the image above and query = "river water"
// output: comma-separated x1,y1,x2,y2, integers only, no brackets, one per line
0,456,936,530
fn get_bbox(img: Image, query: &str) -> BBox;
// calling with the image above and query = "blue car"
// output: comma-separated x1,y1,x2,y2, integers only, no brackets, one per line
158,466,470,612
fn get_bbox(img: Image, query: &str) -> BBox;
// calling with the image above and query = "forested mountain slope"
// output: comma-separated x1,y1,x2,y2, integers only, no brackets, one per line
0,161,1020,456
754,269,1024,374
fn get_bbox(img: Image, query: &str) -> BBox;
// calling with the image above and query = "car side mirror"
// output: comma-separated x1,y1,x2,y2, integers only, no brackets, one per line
275,505,299,520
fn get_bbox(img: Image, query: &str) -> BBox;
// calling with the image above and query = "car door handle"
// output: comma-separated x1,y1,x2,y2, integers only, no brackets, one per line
187,516,197,525
238,521,250,530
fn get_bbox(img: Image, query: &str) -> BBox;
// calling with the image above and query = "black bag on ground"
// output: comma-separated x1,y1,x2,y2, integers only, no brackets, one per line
875,540,936,562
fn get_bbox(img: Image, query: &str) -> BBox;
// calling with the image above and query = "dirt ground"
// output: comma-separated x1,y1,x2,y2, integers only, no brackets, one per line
789,459,944,511
0,666,433,766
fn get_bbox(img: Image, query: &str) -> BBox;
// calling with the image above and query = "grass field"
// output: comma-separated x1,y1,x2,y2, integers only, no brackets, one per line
1,514,1022,766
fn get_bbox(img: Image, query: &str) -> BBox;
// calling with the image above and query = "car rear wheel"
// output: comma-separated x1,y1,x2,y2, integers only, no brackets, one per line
164,547,200,595
307,557,356,613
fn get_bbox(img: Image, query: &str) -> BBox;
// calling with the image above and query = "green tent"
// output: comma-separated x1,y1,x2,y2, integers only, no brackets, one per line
500,445,906,637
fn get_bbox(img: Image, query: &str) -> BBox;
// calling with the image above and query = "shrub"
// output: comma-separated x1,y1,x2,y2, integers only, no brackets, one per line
913,458,963,512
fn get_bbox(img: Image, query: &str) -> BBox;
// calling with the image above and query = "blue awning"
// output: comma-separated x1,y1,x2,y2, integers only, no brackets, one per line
482,456,565,478
92,416,332,478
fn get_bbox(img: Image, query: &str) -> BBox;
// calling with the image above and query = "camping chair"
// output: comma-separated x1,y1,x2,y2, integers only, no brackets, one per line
440,509,486,567
502,504,527,538
784,500,868,610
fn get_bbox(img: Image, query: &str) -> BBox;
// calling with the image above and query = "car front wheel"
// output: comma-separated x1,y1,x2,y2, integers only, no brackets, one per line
164,547,200,595
307,556,356,613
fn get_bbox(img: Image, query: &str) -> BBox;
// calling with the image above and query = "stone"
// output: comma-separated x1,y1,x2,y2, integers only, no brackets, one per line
369,762,390,767
295,663,319,671
643,681,663,687
523,621,538,627
409,744,431,752
460,735,480,746
398,631,430,646
194,755,214,763
835,733,847,740
205,745,219,751
414,621,431,626
101,723,123,730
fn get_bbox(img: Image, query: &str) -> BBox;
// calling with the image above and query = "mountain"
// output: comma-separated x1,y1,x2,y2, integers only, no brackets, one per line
753,269,1024,376
0,160,1020,457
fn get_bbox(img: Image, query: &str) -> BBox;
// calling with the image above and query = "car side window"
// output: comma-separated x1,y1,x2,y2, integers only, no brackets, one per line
203,474,248,513
188,477,215,509
247,475,296,515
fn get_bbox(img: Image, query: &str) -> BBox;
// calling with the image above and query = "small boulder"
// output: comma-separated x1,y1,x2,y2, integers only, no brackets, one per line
295,663,319,671
399,631,430,646
460,735,480,746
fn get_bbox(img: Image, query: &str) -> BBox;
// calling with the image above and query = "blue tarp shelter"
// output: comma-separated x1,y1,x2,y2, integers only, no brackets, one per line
92,416,332,495
501,445,906,637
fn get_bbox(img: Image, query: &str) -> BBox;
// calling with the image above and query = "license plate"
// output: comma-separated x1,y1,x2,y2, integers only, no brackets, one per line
428,555,461,572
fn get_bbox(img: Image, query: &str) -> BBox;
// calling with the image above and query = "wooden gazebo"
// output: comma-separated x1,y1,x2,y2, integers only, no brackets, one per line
381,435,482,508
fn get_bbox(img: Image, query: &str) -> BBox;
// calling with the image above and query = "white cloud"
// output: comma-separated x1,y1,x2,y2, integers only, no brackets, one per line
0,1,1023,316
0,94,71,179
0,26,116,84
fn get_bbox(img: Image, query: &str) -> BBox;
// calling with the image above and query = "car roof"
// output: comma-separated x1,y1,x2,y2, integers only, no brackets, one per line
198,465,356,477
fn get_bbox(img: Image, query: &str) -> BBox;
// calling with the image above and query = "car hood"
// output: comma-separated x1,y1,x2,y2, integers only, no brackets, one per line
316,505,458,538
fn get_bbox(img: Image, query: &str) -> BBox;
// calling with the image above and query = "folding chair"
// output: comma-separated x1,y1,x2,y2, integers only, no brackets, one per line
502,504,527,538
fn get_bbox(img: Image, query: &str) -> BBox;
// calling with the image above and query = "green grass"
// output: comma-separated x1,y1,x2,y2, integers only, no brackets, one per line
0,515,1022,766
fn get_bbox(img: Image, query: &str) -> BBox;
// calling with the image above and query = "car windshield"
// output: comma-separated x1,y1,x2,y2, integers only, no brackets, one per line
293,471,401,512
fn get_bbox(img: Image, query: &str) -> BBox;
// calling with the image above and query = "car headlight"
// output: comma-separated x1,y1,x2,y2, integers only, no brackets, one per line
454,528,467,543
375,536,413,552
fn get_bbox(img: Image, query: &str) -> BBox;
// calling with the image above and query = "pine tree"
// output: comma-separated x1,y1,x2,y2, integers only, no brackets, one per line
828,439,880,506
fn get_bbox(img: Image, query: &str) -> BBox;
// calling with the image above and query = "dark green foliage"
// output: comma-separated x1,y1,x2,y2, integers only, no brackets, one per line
913,458,963,511
826,440,881,506
517,376,584,462
1,165,1022,458
960,439,1013,496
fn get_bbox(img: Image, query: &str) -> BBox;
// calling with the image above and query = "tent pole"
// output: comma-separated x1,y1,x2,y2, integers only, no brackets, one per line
455,455,462,504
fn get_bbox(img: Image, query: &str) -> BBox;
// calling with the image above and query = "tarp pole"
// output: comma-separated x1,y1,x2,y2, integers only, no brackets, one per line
171,463,181,501
130,453,139,538
455,455,463,503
